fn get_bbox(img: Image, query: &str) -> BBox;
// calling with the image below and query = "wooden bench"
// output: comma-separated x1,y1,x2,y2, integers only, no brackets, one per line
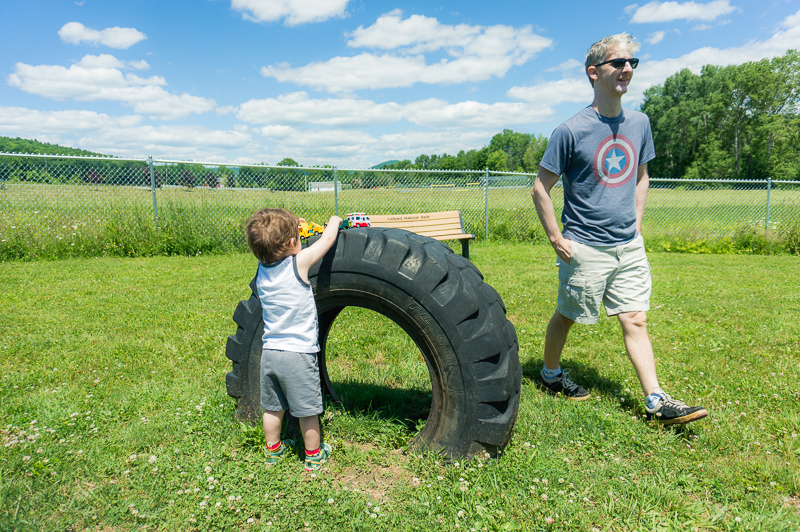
368,210,475,259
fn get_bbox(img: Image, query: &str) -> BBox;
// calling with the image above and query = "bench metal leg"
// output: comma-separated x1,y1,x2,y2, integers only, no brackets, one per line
461,239,469,259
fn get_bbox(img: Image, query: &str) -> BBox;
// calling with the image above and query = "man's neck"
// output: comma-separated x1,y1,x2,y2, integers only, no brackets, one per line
590,94,623,119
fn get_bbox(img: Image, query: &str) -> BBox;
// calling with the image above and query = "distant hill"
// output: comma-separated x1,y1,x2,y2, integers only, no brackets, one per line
371,160,400,169
0,136,108,157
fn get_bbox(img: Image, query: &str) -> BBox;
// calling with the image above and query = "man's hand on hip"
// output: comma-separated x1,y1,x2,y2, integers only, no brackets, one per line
552,237,573,264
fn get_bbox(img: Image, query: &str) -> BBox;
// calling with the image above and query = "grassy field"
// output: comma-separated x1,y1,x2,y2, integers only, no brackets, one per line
2,183,799,260
1,242,799,531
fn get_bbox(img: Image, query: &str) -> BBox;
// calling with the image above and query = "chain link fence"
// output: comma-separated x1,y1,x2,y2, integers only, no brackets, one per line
1,152,799,259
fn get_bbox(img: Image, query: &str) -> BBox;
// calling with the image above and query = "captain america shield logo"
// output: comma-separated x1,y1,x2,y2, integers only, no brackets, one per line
592,134,638,188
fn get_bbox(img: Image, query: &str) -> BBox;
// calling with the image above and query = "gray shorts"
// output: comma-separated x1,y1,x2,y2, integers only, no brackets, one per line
260,349,323,418
556,234,651,324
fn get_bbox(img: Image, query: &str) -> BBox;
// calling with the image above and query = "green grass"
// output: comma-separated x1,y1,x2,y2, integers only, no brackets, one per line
2,182,799,260
1,243,799,531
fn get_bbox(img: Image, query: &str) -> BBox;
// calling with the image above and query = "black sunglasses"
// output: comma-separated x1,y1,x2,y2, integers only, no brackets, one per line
594,57,639,69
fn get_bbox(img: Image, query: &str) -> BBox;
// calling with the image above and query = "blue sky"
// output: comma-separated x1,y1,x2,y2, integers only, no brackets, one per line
1,0,799,167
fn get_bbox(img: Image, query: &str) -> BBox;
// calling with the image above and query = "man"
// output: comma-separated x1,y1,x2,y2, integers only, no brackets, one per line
531,33,707,425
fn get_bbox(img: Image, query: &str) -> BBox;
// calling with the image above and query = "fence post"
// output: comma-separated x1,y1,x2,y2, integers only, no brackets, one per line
148,156,159,224
334,167,339,216
484,168,490,240
765,176,772,233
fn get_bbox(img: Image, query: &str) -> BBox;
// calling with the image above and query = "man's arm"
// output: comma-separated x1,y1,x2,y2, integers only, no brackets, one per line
295,215,343,282
635,162,649,235
532,166,571,263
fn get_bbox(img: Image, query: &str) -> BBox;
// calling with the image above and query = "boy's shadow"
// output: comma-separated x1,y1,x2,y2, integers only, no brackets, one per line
284,381,431,441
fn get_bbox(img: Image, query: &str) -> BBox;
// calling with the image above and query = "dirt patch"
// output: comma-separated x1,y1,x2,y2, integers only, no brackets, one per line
331,448,414,502
783,495,800,509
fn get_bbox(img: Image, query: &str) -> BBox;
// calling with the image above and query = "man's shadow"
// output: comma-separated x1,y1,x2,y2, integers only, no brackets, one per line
521,357,703,435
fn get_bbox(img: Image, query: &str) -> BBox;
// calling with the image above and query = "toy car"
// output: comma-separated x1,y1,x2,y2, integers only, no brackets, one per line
346,212,371,228
298,218,325,239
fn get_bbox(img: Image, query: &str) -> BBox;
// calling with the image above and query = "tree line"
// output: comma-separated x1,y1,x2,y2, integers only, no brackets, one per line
381,129,548,174
641,49,800,181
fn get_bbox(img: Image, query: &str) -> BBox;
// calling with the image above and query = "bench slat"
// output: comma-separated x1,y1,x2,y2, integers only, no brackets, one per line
370,220,464,232
369,211,461,223
365,210,474,258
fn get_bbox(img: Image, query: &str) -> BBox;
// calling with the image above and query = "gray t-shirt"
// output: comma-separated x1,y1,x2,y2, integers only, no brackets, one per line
540,106,655,245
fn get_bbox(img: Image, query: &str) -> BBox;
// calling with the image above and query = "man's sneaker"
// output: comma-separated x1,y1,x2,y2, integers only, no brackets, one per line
304,443,332,471
537,369,591,401
265,439,294,465
645,392,707,425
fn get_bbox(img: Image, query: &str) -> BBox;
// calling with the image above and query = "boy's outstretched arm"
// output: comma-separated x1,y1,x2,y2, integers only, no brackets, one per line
295,215,343,282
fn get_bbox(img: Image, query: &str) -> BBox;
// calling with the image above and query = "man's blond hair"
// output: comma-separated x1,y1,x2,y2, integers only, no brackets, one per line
245,208,300,264
585,33,641,86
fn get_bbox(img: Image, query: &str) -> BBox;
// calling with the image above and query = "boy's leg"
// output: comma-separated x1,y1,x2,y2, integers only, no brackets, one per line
299,415,332,471
298,415,321,452
263,410,285,446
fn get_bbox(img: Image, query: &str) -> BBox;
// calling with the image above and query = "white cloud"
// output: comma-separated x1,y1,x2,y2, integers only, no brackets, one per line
78,125,254,160
647,30,667,44
262,12,552,93
545,58,583,73
0,106,142,135
375,130,493,162
346,9,480,51
782,9,800,29
259,125,296,138
626,1,736,24
507,78,593,107
58,22,147,49
215,106,237,116
7,55,215,120
403,99,554,128
238,92,404,126
237,92,553,129
128,60,151,71
230,0,350,26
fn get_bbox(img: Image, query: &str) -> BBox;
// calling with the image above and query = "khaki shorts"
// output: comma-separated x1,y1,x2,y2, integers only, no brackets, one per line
556,234,651,324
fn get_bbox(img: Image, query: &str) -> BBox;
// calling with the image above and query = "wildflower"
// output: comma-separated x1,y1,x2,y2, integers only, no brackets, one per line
541,494,548,501
149,455,156,464
545,517,554,524
327,498,334,504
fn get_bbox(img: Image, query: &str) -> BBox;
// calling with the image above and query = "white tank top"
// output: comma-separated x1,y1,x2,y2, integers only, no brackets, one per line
256,255,319,353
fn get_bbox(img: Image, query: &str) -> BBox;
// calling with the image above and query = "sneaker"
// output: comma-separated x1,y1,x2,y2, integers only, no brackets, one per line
304,443,332,471
537,369,591,401
645,392,708,425
265,439,294,465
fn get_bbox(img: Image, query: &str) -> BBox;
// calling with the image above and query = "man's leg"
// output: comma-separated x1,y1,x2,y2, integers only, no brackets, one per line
617,310,708,425
539,310,590,400
544,311,574,370
616,311,660,396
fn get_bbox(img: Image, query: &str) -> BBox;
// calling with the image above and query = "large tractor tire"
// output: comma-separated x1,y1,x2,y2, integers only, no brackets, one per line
225,227,521,459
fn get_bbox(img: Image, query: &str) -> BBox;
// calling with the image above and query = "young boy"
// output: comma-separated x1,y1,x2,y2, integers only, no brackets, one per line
245,208,343,470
